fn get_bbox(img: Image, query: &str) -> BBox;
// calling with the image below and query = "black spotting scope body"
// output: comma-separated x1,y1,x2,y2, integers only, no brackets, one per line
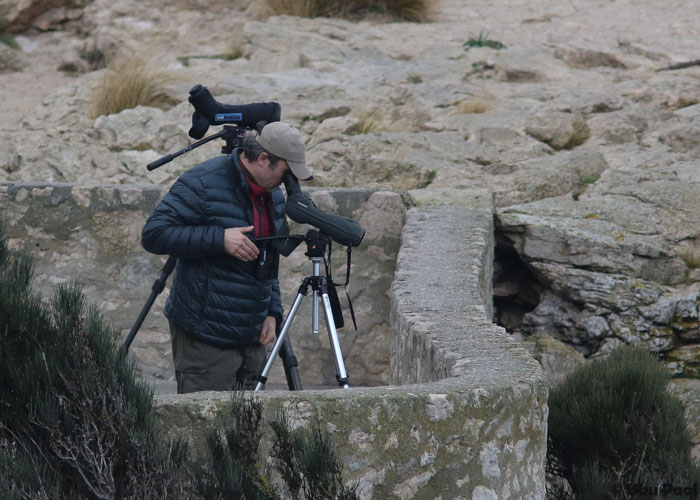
283,173,364,248
285,192,365,248
188,84,281,139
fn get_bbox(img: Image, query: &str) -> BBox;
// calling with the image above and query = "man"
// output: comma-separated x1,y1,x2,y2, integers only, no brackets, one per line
142,122,313,393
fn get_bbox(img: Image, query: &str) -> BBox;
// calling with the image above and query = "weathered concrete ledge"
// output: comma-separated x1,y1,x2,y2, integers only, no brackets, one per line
1,182,547,499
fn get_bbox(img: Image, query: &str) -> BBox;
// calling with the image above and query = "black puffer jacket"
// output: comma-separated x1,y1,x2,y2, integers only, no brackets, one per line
142,151,287,348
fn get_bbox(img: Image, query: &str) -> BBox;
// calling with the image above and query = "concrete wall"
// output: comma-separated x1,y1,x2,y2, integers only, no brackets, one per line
0,181,402,390
1,182,548,499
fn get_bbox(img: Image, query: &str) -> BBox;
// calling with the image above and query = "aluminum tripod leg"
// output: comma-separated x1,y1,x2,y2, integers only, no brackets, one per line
321,288,350,388
255,289,305,391
254,275,351,391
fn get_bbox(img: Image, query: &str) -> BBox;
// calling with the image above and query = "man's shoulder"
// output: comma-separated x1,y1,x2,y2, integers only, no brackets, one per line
176,155,238,192
181,155,232,180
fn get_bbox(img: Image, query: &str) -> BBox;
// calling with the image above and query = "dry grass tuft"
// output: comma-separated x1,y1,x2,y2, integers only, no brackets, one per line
678,247,700,270
265,0,432,22
454,92,495,114
88,51,175,119
351,99,430,134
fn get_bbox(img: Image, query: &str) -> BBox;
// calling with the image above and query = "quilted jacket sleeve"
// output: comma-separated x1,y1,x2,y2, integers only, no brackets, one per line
269,278,283,326
141,172,226,258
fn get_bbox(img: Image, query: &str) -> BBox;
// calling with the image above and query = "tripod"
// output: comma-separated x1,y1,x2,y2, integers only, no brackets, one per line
121,254,305,392
255,231,350,391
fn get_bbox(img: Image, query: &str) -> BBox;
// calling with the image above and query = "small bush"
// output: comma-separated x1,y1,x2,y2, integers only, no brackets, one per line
0,7,18,49
0,219,188,499
195,391,358,499
266,0,431,23
80,46,106,70
547,346,700,499
89,51,175,119
0,29,18,49
271,415,359,500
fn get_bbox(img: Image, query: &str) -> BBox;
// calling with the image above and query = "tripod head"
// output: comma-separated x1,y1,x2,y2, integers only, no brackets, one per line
253,229,329,259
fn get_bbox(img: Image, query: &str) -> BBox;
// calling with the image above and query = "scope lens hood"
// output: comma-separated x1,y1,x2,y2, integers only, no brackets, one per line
285,193,365,248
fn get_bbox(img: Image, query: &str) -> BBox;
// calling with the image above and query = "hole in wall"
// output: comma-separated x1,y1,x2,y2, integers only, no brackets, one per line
492,233,544,334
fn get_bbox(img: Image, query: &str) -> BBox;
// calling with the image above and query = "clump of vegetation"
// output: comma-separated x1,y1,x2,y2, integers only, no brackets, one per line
0,220,188,499
419,170,436,187
0,13,18,49
577,175,599,186
547,346,700,500
454,93,494,114
88,51,175,118
0,217,359,499
572,174,599,200
265,0,431,23
195,391,359,499
270,415,359,500
678,246,700,270
223,33,244,60
80,46,106,70
464,32,506,50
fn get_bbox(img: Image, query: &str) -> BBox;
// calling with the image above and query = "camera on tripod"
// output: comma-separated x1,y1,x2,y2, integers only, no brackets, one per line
124,84,366,391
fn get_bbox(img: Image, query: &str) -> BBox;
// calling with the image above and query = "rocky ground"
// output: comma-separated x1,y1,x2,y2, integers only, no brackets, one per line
1,0,699,452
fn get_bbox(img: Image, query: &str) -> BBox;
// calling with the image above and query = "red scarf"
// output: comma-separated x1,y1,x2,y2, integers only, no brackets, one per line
241,165,272,238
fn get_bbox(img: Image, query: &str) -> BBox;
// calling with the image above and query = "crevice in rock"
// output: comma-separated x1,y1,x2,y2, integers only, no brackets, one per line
492,232,544,333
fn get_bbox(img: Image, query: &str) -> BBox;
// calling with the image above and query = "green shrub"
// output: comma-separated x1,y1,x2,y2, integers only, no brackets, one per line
0,219,188,499
464,32,506,50
194,390,276,499
0,217,357,499
0,10,18,49
270,415,358,500
195,391,358,499
547,346,700,499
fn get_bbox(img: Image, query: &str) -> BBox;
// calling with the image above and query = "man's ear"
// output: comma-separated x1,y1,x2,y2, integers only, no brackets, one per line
257,151,270,167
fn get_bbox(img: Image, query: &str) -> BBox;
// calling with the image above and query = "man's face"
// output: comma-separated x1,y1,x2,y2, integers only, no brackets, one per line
255,153,290,191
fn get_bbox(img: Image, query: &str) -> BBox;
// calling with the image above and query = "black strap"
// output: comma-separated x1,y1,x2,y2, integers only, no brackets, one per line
343,247,358,330
324,241,358,331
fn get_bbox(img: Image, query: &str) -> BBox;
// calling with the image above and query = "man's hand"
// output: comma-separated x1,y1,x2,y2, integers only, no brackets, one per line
259,316,276,346
224,226,259,261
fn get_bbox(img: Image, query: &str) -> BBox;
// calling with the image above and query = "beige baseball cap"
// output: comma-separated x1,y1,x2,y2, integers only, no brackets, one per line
255,122,313,181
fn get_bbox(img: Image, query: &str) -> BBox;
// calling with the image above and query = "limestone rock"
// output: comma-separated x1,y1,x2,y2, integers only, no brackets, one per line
554,43,627,69
666,345,700,378
0,0,76,32
524,112,590,150
521,334,586,387
659,125,700,153
497,185,700,358
91,105,191,155
497,197,688,286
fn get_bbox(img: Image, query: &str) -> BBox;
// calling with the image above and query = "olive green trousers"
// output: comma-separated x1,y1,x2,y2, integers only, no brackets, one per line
169,321,266,394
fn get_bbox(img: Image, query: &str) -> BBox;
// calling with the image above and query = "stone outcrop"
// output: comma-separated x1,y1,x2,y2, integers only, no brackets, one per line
496,182,700,374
